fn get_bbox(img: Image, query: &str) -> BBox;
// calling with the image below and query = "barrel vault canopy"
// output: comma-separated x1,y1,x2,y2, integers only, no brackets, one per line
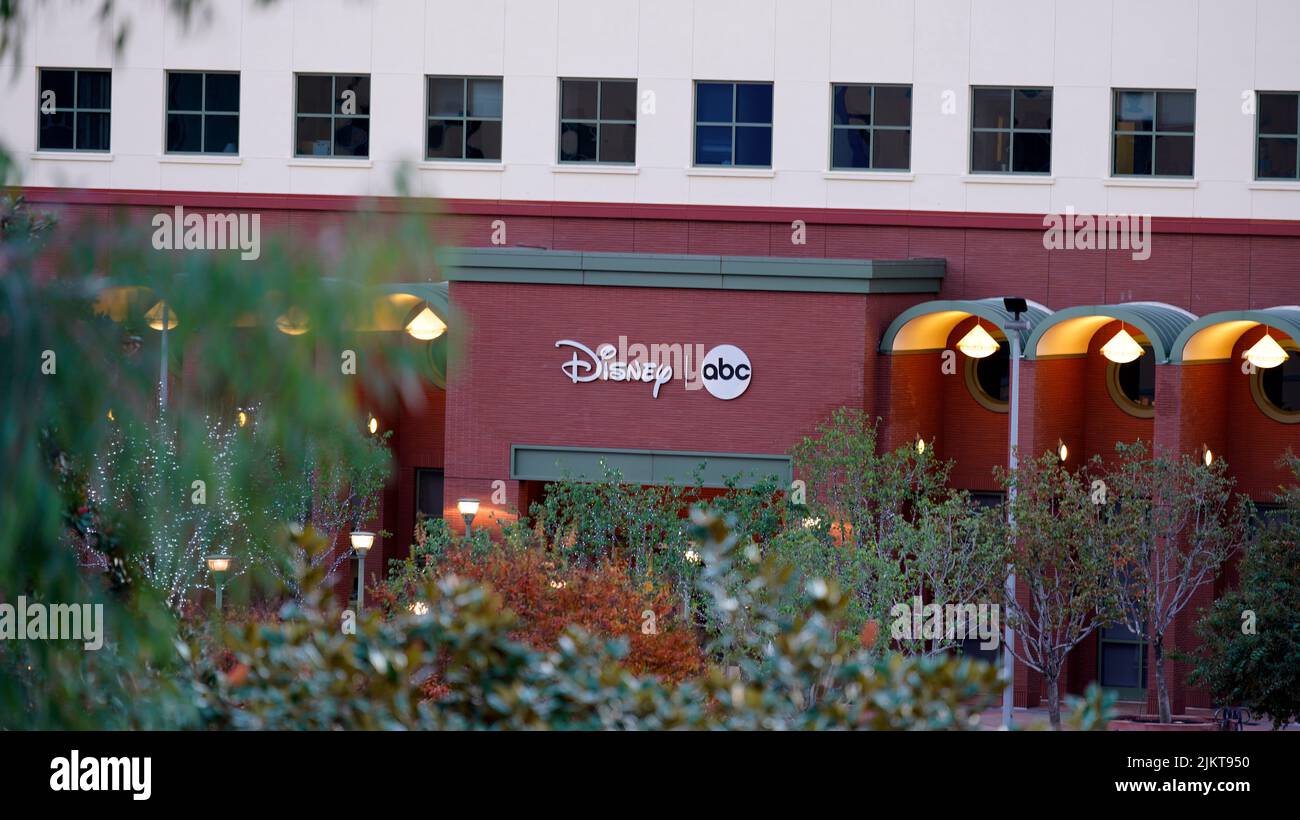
879,297,1053,353
1170,306,1300,364
1024,302,1196,363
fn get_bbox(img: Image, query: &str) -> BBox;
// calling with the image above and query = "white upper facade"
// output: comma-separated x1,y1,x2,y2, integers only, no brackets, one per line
3,0,1299,220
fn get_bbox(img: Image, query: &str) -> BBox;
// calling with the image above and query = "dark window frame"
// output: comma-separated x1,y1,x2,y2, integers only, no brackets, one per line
1111,88,1196,178
1255,90,1300,181
557,77,636,165
293,72,371,159
425,75,503,162
692,80,774,168
969,85,1053,175
829,82,912,171
164,70,240,155
37,67,111,152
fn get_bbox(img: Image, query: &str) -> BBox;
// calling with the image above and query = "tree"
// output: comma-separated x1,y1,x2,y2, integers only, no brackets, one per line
996,452,1124,729
1188,457,1300,729
1105,441,1251,723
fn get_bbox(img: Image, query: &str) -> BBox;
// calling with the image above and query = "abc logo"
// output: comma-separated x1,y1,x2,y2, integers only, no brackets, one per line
700,344,752,401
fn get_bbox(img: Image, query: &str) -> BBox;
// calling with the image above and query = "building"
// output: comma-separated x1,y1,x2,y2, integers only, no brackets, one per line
5,0,1300,716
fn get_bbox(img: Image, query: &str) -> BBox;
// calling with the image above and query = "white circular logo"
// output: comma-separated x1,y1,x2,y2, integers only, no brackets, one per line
700,344,752,401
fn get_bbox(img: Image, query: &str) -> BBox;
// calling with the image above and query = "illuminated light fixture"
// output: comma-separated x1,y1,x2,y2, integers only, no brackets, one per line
350,531,375,612
237,410,249,428
106,408,115,422
367,415,379,435
1201,445,1214,467
956,322,999,359
1244,332,1289,370
405,305,447,341
915,435,927,455
349,531,375,556
275,308,310,336
145,301,177,331
1100,327,1144,364
1057,440,1069,463
458,498,481,537
206,554,232,611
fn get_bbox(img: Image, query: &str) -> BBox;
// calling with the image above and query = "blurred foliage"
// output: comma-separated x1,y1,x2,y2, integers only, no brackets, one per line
1065,683,1119,732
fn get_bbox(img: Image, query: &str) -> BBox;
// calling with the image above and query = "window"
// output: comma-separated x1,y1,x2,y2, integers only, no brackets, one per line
37,68,111,152
694,81,773,167
165,71,239,154
830,84,911,171
1107,342,1156,419
426,76,502,161
1256,92,1299,180
964,338,1010,413
1250,339,1300,423
294,74,370,158
970,87,1052,174
1098,623,1147,698
558,78,636,164
416,468,445,519
1113,89,1195,177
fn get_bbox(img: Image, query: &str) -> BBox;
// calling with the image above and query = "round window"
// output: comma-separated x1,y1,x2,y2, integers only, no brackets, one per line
1250,341,1300,423
1106,344,1156,418
964,340,1010,413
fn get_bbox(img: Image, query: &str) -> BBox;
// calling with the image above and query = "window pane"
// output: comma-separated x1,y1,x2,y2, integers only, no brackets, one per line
1156,92,1194,132
1113,133,1152,174
168,73,203,111
1257,136,1298,179
335,76,370,116
76,71,111,109
1115,91,1154,131
1014,88,1052,129
38,110,74,149
735,83,772,124
1154,134,1193,175
166,113,202,152
598,122,635,163
734,125,771,165
333,117,369,156
695,124,732,164
467,78,502,118
297,75,333,114
39,69,74,108
972,88,1011,129
1259,93,1299,135
205,73,240,112
1101,644,1142,688
600,80,636,121
465,119,501,160
75,111,110,150
428,77,465,117
427,120,463,158
1012,131,1051,173
559,121,597,161
561,79,598,119
205,114,239,153
831,128,870,169
873,85,911,127
873,128,910,169
696,82,733,123
972,130,1011,172
296,116,333,155
832,85,871,126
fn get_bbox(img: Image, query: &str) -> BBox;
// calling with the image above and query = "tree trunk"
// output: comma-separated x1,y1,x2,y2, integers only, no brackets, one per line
1046,672,1061,730
1153,634,1172,723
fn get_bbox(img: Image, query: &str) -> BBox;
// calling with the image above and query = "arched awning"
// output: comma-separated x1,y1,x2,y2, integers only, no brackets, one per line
1024,302,1196,362
879,297,1053,353
1170,306,1300,363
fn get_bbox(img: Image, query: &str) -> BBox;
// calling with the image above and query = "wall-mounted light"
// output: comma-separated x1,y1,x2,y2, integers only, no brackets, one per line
405,305,447,341
367,414,379,435
145,301,177,331
1057,440,1069,463
1201,445,1215,467
956,322,999,359
1100,327,1144,364
915,435,927,455
1244,332,1288,370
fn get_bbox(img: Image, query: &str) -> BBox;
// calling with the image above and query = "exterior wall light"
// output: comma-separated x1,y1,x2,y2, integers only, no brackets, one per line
956,322,999,359
1100,327,1144,364
1245,332,1288,370
1201,445,1214,467
458,498,480,537
145,301,178,331
915,435,927,455
367,415,379,435
1057,440,1068,463
405,305,447,341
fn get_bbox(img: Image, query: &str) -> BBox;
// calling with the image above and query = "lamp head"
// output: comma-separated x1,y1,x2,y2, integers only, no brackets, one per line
457,498,480,518
349,531,375,555
206,555,232,573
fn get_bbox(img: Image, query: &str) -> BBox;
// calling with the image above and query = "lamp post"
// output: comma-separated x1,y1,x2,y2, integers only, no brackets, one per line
1001,297,1030,730
457,498,480,538
206,555,232,612
350,531,375,612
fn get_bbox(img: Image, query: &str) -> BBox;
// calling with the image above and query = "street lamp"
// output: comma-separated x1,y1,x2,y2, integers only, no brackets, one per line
206,555,232,611
1001,297,1030,730
457,498,480,538
350,531,375,612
